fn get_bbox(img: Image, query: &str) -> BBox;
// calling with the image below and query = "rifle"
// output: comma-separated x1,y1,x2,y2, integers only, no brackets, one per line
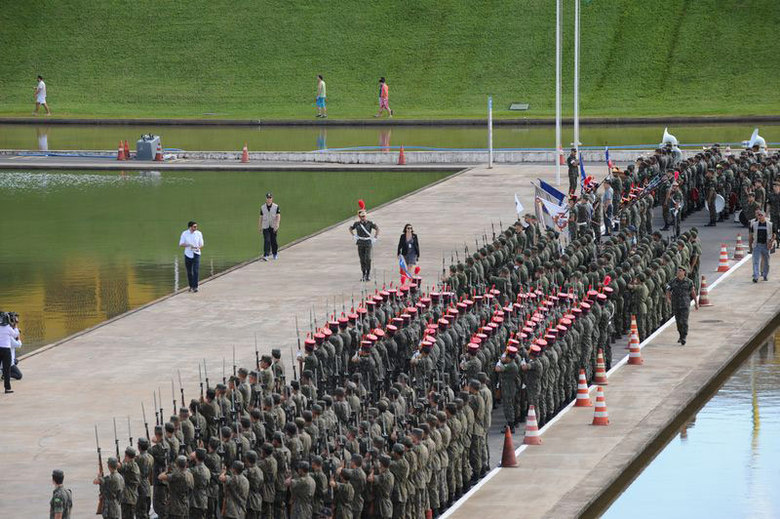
95,425,104,515
203,358,210,389
142,402,150,441
233,345,237,377
113,417,120,459
178,369,185,408
254,332,260,370
171,379,177,417
294,316,302,380
199,363,204,400
222,357,227,386
153,391,160,426
127,415,133,449
158,387,164,427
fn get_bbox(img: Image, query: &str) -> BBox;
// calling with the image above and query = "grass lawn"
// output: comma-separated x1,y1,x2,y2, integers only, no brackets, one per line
0,0,778,119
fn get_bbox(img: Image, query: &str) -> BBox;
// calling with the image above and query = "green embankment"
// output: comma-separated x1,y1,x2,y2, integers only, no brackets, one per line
0,0,778,119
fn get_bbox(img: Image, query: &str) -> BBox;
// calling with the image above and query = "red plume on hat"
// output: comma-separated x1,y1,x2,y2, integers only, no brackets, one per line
674,171,680,181
358,199,366,210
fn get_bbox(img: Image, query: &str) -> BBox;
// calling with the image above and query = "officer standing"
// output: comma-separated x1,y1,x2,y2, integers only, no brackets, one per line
665,266,699,345
349,205,380,282
94,457,125,519
50,469,73,519
259,193,281,261
566,148,579,194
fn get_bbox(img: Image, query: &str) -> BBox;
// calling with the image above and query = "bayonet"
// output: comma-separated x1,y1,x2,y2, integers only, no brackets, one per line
127,415,133,447
232,345,237,377
153,391,159,426
158,387,163,426
203,358,210,389
199,363,204,400
178,370,185,408
171,378,177,417
141,402,150,440
254,333,260,370
113,417,120,459
222,357,226,385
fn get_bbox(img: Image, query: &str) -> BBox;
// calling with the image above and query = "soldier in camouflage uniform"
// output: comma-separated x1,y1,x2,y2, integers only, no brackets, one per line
94,457,125,519
666,266,699,345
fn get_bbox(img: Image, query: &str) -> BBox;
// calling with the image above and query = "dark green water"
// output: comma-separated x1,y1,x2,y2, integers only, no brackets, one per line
0,168,452,351
2,123,777,152
603,334,780,518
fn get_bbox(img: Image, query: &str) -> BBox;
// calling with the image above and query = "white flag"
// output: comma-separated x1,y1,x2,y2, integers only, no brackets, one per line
514,193,524,216
538,196,566,218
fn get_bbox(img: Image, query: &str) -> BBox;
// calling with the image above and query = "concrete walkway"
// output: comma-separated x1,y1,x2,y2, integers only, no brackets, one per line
444,258,780,519
0,161,760,516
0,164,525,516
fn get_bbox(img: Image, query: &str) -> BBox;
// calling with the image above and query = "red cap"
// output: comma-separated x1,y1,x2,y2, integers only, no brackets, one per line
467,342,480,352
372,328,385,338
386,324,397,334
506,345,519,355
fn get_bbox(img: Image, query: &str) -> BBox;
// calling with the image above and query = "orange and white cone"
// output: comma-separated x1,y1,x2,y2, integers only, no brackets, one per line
699,276,713,307
716,243,730,272
154,142,163,162
398,145,406,165
117,140,126,161
501,425,518,466
523,405,542,445
241,143,249,163
575,369,593,407
594,349,608,385
591,386,609,425
627,320,643,365
733,234,746,260
626,314,639,349
123,140,131,160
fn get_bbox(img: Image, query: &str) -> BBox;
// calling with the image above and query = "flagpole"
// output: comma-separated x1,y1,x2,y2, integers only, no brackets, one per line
555,0,562,186
488,95,493,169
574,0,580,153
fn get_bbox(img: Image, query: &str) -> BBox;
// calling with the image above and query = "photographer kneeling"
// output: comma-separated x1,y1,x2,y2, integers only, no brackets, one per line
0,312,22,394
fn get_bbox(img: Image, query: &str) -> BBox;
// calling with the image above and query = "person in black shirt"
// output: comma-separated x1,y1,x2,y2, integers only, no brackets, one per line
749,211,775,282
349,209,379,282
396,224,420,269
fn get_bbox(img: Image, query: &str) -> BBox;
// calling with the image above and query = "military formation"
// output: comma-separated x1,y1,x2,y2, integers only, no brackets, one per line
84,145,775,519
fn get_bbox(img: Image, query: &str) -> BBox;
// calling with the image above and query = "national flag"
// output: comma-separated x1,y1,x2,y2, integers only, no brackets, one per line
605,147,612,169
399,255,413,281
538,196,567,218
514,193,524,216
538,179,566,204
579,153,587,184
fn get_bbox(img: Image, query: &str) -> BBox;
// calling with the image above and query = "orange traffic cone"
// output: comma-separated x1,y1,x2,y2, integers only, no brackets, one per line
626,314,639,349
398,145,406,165
627,318,643,365
575,369,593,407
523,405,542,445
123,140,131,160
594,349,608,384
558,149,565,165
699,276,713,306
716,243,730,272
154,142,163,162
117,140,126,161
241,143,249,163
733,234,746,260
501,425,518,466
591,386,609,425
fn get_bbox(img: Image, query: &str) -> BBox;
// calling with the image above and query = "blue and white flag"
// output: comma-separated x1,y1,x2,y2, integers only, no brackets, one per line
514,193,524,216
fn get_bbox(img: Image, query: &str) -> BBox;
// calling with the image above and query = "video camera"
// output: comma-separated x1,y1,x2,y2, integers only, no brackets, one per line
0,311,18,327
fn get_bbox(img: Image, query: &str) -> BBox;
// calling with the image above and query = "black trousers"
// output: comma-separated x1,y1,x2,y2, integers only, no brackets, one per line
263,228,279,257
0,348,12,391
185,254,201,289
358,244,372,278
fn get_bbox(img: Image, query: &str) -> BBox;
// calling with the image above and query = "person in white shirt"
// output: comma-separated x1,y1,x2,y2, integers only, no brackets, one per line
0,313,22,394
179,221,204,292
33,75,51,115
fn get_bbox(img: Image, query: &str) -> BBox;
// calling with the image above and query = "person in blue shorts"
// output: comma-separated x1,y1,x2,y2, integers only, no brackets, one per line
316,75,327,118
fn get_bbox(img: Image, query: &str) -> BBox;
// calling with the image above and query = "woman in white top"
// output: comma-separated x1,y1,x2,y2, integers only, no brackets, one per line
0,312,22,393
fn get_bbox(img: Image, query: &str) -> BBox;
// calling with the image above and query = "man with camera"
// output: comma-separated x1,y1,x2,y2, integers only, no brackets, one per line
0,312,22,394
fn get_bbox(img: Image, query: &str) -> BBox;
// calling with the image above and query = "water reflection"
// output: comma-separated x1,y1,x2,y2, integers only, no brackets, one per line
603,335,780,519
0,168,451,351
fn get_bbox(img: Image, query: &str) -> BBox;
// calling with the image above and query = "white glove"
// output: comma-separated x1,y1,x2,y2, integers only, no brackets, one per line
371,237,377,245
353,235,358,243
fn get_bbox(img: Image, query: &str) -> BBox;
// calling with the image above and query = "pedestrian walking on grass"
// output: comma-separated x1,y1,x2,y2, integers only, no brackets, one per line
374,78,393,118
179,221,204,292
396,223,420,269
316,75,327,118
665,266,698,345
748,210,775,282
33,75,51,115
260,192,281,261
